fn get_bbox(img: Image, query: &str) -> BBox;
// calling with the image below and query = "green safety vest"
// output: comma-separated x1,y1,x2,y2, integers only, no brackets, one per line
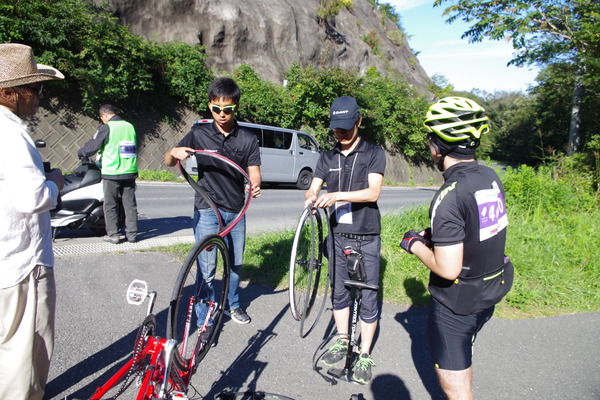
100,119,138,176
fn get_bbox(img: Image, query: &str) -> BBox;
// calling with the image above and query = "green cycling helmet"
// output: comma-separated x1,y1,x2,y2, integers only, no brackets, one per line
424,96,490,143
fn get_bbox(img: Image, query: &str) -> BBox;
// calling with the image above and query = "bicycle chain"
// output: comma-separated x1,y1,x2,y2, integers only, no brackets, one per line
103,316,155,399
170,362,187,393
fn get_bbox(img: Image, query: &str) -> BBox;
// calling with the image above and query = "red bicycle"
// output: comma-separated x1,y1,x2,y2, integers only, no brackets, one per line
89,151,251,399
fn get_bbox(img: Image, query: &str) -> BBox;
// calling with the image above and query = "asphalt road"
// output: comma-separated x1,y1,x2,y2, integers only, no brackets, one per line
51,183,437,250
132,182,438,236
46,252,599,400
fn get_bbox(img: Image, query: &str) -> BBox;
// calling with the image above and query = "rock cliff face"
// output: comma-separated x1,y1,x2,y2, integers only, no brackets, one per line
100,0,431,90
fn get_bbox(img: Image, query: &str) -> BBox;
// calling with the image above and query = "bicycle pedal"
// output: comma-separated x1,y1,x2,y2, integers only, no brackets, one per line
127,279,148,305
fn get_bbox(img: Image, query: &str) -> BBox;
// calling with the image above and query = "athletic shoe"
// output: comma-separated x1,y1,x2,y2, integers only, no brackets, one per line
352,353,375,384
226,307,251,324
127,235,137,243
103,235,120,244
320,338,349,366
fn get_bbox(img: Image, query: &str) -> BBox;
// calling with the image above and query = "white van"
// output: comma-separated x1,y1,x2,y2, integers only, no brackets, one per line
185,119,321,189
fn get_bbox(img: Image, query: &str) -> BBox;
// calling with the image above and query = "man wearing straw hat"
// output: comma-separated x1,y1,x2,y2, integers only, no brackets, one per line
0,43,64,400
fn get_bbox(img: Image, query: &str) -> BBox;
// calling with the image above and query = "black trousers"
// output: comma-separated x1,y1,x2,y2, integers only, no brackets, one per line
103,178,137,239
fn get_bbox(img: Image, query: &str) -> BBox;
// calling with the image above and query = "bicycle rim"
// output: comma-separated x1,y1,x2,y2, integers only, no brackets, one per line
300,209,331,338
289,208,327,337
168,234,230,369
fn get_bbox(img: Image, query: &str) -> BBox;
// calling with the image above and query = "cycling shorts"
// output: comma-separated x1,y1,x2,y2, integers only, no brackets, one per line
329,233,380,323
428,297,495,371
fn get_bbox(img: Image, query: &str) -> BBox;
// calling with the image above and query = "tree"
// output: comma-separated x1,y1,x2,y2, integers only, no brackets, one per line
427,73,456,98
233,64,297,128
359,72,429,157
0,0,212,116
433,0,600,155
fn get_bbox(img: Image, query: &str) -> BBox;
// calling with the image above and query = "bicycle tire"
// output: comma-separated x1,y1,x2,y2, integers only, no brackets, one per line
167,234,230,369
289,207,328,337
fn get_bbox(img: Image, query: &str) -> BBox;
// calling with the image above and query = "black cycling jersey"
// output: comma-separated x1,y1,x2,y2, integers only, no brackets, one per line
314,138,386,235
428,161,511,315
177,121,261,213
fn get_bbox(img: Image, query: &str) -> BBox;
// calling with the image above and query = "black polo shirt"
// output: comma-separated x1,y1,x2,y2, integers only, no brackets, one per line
177,121,261,212
429,161,508,281
314,138,386,235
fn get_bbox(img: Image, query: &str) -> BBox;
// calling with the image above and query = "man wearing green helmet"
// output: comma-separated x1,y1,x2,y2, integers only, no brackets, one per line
400,97,514,399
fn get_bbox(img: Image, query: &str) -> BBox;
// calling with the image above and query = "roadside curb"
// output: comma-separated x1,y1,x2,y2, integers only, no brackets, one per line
53,235,195,257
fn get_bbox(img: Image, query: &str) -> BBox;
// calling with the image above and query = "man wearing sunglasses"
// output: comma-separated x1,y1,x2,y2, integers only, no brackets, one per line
165,77,261,327
0,43,64,400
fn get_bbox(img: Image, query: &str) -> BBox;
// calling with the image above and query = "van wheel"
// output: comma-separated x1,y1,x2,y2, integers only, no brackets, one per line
296,170,313,190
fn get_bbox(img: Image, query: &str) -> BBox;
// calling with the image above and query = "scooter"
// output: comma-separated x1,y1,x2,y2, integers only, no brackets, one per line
50,155,106,238
35,139,106,238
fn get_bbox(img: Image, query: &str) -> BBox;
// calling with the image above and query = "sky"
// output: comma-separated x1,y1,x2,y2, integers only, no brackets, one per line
386,0,540,93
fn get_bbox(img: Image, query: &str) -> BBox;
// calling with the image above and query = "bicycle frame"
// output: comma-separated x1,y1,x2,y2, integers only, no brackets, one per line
178,295,219,373
90,291,223,399
90,335,161,400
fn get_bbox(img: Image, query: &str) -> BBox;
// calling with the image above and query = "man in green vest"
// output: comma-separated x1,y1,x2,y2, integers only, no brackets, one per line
78,104,138,243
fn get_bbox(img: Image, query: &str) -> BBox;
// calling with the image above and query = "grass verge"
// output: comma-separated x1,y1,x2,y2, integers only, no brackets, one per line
138,169,182,182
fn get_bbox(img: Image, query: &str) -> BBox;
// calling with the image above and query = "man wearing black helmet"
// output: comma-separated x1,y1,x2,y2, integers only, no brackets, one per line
400,97,513,400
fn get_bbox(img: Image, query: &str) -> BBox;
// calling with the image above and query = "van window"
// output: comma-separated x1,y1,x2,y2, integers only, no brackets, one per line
247,127,263,147
263,129,292,150
298,134,318,151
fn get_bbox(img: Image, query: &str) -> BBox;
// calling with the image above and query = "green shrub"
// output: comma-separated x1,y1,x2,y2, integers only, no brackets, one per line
317,0,354,20
234,65,297,128
503,161,599,214
362,31,380,55
498,160,599,316
0,0,213,116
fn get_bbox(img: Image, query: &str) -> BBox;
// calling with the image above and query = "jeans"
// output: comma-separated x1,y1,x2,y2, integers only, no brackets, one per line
192,208,245,325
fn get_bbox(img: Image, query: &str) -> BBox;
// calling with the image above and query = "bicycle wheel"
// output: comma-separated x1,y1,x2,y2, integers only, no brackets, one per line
168,234,230,369
289,207,328,337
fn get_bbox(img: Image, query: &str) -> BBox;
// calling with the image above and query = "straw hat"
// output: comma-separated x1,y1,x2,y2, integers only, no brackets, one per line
0,43,64,89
